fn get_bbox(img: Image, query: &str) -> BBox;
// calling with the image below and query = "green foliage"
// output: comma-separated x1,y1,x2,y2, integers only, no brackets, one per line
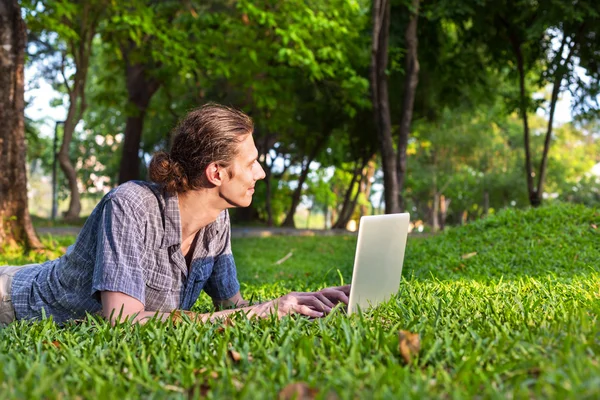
20,0,600,230
1,203,599,398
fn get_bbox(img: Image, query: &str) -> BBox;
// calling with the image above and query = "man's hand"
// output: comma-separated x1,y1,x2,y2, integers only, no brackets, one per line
250,285,351,319
317,284,351,306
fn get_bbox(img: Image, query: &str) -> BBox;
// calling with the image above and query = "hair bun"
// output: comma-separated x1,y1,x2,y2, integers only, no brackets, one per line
149,152,188,192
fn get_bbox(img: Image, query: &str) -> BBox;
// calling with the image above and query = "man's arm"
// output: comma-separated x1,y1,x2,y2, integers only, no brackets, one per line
101,285,351,325
100,291,256,324
212,291,249,310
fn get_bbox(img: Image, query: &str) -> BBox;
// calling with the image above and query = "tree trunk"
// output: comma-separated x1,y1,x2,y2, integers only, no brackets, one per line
507,32,538,206
360,156,376,217
344,174,365,228
396,0,421,211
537,29,581,199
431,192,440,232
332,163,361,229
370,0,399,214
59,4,98,219
118,53,161,184
430,172,439,232
281,157,315,228
439,195,450,231
59,85,83,220
0,0,42,249
281,137,327,228
483,190,489,216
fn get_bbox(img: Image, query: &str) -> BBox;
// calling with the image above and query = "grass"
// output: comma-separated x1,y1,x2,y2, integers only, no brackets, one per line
1,202,599,399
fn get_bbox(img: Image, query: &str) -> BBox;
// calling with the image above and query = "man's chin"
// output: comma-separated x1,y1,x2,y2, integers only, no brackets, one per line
220,193,253,208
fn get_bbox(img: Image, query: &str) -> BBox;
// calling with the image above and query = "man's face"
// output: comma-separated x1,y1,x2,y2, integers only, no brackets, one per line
218,134,266,208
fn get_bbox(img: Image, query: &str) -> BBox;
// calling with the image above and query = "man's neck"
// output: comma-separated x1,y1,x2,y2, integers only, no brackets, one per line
178,189,226,242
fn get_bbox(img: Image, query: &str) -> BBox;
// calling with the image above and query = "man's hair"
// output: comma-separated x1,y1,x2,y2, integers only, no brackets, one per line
148,103,253,193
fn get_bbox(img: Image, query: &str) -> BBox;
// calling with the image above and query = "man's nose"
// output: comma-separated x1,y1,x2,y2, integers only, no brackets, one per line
256,164,266,180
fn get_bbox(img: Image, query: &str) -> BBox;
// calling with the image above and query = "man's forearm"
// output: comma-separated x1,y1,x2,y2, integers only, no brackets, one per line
131,303,268,324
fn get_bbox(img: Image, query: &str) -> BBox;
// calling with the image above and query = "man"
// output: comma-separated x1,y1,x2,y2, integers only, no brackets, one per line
0,103,349,326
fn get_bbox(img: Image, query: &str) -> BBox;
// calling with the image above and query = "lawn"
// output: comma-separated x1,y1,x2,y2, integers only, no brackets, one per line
1,203,599,399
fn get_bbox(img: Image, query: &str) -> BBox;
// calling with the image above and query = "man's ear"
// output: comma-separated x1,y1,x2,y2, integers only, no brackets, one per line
205,162,225,186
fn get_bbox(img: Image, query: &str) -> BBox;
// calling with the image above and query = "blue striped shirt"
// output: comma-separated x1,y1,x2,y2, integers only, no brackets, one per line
11,181,240,323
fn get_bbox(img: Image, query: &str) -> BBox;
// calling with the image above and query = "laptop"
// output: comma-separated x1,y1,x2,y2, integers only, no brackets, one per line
347,213,410,314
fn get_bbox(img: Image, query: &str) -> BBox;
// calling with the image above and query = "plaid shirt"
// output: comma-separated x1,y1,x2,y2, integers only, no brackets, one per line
11,181,240,323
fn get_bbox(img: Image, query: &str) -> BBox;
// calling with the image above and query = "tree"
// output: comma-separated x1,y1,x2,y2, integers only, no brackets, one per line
395,0,420,211
102,0,194,184
0,0,42,249
370,0,398,213
467,0,600,206
25,0,105,219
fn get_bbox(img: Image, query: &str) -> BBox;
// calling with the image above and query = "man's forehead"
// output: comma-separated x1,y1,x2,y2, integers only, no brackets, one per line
237,134,258,158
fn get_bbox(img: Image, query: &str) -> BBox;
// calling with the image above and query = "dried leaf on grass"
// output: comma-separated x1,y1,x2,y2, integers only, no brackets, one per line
275,251,294,265
279,382,318,400
229,349,242,362
591,224,597,229
170,310,197,323
163,384,185,393
193,368,218,379
216,317,236,333
461,252,477,259
398,330,420,364
42,340,62,349
279,383,338,400
227,349,253,363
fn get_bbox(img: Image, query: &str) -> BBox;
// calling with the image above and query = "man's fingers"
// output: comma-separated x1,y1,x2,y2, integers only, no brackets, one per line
320,288,349,305
293,304,323,318
334,284,351,296
312,292,335,308
301,296,332,313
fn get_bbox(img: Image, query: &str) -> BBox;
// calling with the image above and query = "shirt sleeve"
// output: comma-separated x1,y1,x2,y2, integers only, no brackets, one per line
91,196,146,305
203,211,240,300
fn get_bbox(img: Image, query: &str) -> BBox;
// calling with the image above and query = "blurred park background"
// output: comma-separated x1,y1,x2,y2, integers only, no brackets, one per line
1,0,599,248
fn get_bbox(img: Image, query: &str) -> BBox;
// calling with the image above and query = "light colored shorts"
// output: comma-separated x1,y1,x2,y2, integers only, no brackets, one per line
0,265,35,327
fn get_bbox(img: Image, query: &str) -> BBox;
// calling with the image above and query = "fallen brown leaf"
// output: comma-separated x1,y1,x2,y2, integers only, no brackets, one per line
592,224,597,229
461,252,477,259
398,330,420,364
216,317,236,333
193,368,218,379
279,382,318,400
229,349,242,362
43,340,62,349
170,310,197,323
528,367,541,378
